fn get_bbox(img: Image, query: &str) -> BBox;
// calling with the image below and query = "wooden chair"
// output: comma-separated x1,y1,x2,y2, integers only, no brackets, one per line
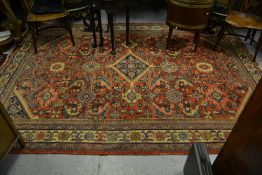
21,0,75,54
214,0,262,61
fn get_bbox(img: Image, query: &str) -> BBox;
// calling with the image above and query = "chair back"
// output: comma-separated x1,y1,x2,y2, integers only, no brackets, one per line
230,0,262,16
20,0,65,14
20,0,34,14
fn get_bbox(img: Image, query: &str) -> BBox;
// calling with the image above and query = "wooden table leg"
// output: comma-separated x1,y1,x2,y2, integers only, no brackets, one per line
126,5,130,46
250,29,257,45
90,4,97,48
253,32,262,62
108,12,116,55
166,26,173,49
96,9,103,47
29,23,37,54
194,31,200,52
214,24,227,50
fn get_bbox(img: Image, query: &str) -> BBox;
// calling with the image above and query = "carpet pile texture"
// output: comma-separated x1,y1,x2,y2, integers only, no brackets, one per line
0,24,260,154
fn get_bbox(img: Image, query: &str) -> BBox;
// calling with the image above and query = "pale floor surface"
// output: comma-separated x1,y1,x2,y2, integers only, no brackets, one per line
0,154,217,175
0,7,262,175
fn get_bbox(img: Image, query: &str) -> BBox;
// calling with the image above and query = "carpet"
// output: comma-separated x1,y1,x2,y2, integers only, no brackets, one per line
1,24,261,155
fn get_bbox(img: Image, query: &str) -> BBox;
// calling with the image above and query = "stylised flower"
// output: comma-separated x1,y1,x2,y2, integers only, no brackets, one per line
155,131,166,141
166,89,183,103
50,62,65,72
178,131,188,141
122,89,142,104
196,62,213,73
130,131,141,141
160,61,178,73
85,132,94,141
107,132,119,142
200,131,213,141
211,92,223,102
58,131,70,141
36,131,46,140
82,61,100,73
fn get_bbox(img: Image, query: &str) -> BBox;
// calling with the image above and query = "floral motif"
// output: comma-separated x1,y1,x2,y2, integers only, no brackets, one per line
50,62,65,72
160,61,178,73
196,62,214,73
2,24,258,154
122,89,142,104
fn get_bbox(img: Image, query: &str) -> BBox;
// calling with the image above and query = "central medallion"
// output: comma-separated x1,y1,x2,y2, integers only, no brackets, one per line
112,52,150,82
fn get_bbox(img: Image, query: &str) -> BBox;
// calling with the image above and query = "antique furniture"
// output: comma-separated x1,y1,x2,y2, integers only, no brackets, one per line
64,0,93,31
21,0,75,54
184,77,262,175
0,0,23,48
0,101,24,161
90,0,130,54
212,77,262,175
214,0,262,61
254,31,262,60
166,0,213,51
204,0,230,33
184,143,213,175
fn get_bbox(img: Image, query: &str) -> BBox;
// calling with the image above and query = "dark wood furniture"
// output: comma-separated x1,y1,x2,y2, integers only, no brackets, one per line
90,0,130,54
0,102,24,161
21,0,75,54
214,0,262,61
212,77,262,175
166,0,213,51
64,0,93,31
184,77,262,175
0,0,23,48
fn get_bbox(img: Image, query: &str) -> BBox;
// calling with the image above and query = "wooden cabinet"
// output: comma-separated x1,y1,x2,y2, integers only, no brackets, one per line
0,102,24,161
0,0,23,51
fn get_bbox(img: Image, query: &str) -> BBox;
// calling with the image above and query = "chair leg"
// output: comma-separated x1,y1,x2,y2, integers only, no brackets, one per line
194,31,200,52
126,5,130,46
108,12,116,55
250,29,257,45
96,9,103,47
253,32,262,62
166,26,173,49
245,29,252,41
34,23,39,36
29,23,37,54
106,11,110,33
62,19,75,46
214,24,227,50
90,5,97,48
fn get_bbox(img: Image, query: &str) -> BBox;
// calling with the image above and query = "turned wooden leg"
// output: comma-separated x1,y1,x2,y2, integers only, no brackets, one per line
96,9,103,47
245,29,252,41
253,32,262,62
34,23,39,36
250,29,257,45
214,24,226,50
106,11,110,33
62,18,75,46
29,23,37,54
90,5,97,48
194,31,200,52
126,5,130,46
108,12,116,55
166,26,173,49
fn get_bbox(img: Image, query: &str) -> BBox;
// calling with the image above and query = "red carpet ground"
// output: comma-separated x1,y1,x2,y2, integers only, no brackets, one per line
0,24,261,154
